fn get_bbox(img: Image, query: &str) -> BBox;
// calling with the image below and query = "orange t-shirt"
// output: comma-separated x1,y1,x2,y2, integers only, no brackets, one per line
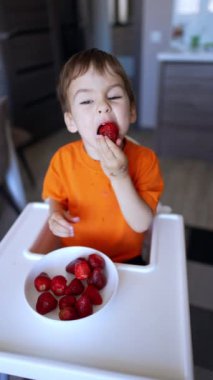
42,139,164,262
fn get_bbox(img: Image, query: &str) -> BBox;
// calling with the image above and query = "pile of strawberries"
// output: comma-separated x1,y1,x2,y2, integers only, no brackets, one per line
34,253,107,321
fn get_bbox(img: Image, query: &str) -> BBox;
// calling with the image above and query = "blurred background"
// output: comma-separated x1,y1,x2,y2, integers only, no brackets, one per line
0,1,213,379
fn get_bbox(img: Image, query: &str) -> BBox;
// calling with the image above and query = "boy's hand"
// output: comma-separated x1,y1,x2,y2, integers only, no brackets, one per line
48,210,79,237
96,135,128,179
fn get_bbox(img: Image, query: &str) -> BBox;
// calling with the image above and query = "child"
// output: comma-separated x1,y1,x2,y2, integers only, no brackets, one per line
42,48,164,263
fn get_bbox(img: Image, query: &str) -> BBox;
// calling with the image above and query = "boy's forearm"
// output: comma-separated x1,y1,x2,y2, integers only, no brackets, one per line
110,175,153,233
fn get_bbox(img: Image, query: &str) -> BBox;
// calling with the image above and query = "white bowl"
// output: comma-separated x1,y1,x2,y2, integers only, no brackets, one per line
24,246,119,322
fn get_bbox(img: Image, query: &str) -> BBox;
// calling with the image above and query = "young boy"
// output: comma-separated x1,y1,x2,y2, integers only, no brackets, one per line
42,48,164,263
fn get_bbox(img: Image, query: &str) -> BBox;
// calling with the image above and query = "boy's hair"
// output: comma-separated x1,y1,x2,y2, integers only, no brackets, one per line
57,48,135,113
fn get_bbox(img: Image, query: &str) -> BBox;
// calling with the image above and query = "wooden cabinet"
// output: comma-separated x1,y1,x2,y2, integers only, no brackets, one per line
156,60,213,160
0,0,84,140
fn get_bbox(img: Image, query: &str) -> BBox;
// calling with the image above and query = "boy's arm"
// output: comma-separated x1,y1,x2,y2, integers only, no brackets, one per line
97,136,153,233
47,198,79,237
110,175,153,233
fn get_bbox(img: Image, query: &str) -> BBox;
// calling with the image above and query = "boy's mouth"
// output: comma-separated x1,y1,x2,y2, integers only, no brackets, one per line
97,122,119,143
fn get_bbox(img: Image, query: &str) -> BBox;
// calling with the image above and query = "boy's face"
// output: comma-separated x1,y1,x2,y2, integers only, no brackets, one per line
64,65,136,159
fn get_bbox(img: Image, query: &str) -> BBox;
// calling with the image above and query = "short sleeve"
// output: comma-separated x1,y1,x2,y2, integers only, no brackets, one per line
132,148,164,213
42,150,68,207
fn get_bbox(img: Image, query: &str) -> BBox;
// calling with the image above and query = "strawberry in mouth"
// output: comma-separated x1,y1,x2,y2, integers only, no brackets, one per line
97,122,119,143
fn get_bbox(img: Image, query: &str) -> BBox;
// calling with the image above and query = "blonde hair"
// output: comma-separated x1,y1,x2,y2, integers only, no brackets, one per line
57,48,135,113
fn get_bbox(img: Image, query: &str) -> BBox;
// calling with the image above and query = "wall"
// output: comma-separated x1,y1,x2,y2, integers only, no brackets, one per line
138,0,173,129
78,0,173,130
78,0,111,51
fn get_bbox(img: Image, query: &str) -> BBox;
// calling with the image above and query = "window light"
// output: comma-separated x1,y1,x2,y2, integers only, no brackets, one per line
175,0,200,14
208,0,213,12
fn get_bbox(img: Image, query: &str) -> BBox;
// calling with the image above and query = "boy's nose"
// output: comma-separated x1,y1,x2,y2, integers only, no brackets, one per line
98,101,110,114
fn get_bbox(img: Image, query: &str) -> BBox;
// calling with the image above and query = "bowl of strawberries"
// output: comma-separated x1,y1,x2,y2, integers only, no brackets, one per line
24,246,119,322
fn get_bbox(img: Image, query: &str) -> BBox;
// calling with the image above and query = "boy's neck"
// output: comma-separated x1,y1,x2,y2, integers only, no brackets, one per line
82,141,100,161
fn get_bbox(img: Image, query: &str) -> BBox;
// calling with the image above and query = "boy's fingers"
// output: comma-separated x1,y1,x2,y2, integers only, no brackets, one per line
49,212,79,237
97,136,117,161
116,137,123,147
100,136,123,159
58,226,74,237
64,212,80,223
49,219,74,237
105,137,124,156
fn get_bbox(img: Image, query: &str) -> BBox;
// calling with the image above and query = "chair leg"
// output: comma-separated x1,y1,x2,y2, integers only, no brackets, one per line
0,183,21,214
17,149,35,186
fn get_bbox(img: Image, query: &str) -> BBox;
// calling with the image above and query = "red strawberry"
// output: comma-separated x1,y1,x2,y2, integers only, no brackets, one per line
66,257,84,274
65,278,84,296
88,253,105,269
97,122,119,143
34,272,51,292
36,291,57,315
88,268,107,290
59,306,78,321
76,294,93,318
59,295,76,310
51,275,67,296
74,259,91,280
84,284,103,305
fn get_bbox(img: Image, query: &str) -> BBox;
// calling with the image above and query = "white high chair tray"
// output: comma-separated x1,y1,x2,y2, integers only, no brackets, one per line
0,203,193,380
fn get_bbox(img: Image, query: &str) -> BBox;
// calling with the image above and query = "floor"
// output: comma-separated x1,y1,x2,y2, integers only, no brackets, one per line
0,127,213,380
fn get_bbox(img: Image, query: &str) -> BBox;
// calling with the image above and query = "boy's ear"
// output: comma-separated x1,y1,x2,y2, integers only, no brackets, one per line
130,104,137,124
64,112,78,133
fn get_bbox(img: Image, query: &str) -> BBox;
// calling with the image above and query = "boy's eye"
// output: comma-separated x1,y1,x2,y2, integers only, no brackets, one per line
80,100,93,105
108,96,122,100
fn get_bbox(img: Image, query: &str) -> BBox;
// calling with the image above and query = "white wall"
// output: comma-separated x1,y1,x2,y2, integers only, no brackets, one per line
78,0,112,51
138,0,173,129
